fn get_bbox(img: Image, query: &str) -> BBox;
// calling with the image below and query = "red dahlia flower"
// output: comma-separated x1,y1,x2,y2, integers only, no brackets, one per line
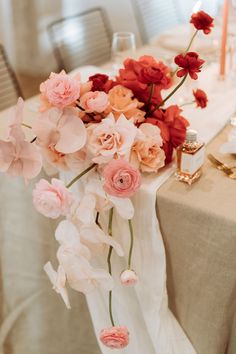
174,52,205,80
190,11,214,35
193,89,208,108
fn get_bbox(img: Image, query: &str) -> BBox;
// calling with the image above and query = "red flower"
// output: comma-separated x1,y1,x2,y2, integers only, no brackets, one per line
190,11,214,35
117,55,171,98
193,89,208,108
174,52,205,80
89,73,115,93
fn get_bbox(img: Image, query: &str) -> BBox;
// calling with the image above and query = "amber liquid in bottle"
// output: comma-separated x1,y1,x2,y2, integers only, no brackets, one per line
175,129,205,185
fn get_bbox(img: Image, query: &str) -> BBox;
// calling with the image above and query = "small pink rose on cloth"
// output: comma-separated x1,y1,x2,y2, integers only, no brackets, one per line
0,98,42,180
103,159,141,198
80,91,109,113
100,326,129,349
33,178,74,218
120,269,138,286
39,70,81,110
44,262,71,309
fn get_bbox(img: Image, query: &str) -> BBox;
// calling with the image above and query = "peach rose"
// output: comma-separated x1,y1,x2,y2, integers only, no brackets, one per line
100,326,129,349
102,159,141,198
33,178,74,218
120,269,138,286
40,70,81,110
106,85,145,123
87,113,138,164
131,123,165,173
80,91,109,113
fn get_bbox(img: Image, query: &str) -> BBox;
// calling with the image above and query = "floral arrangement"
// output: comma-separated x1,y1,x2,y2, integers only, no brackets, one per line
0,11,213,349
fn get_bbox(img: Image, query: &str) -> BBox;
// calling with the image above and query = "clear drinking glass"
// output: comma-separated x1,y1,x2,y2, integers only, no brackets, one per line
111,32,136,73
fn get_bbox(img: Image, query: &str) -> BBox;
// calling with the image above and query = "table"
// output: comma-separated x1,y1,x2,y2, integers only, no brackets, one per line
0,31,236,354
157,126,236,354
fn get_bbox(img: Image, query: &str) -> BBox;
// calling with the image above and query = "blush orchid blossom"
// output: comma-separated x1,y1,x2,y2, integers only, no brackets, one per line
0,11,214,349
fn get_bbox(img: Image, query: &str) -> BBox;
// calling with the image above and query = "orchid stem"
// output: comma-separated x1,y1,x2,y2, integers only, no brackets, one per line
107,208,115,327
66,163,96,188
149,74,188,115
128,219,134,269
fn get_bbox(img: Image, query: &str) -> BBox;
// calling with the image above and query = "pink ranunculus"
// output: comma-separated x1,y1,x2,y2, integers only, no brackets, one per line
120,269,138,286
33,178,74,219
0,98,42,180
39,70,81,110
100,326,129,349
103,159,141,198
80,91,109,113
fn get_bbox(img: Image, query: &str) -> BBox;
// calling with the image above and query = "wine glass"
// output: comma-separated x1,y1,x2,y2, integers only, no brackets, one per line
111,32,136,74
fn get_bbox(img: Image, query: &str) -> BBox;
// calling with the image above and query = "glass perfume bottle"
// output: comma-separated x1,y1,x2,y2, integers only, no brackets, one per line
175,129,205,185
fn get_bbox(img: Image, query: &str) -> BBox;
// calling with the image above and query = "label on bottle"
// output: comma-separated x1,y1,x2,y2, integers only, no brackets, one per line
181,146,205,175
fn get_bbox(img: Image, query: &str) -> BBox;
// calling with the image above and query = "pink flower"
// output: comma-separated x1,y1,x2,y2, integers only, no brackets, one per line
131,123,165,173
87,113,138,164
40,70,81,110
103,159,141,198
0,98,42,180
33,178,74,218
32,107,86,153
80,91,109,113
100,326,129,349
120,269,138,286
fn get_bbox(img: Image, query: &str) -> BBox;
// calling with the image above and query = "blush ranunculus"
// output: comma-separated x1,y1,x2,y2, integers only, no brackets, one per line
193,89,208,109
33,178,74,219
190,11,214,35
131,123,165,173
100,326,129,349
120,269,138,286
174,52,205,80
103,159,141,198
80,91,109,113
40,70,81,110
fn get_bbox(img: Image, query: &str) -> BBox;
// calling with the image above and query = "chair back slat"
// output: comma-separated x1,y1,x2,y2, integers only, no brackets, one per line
48,8,112,72
0,44,23,111
132,0,182,43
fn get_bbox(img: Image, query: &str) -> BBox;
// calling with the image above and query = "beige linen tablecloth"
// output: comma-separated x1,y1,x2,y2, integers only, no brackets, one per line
157,126,236,354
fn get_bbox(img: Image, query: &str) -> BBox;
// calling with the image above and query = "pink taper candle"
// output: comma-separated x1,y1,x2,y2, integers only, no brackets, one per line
220,0,229,78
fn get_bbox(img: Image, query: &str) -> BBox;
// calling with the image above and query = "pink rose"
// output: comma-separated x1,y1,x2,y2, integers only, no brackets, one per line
100,326,129,349
120,269,138,286
33,178,74,218
80,91,109,113
131,123,165,173
103,159,141,198
87,114,138,164
40,70,81,110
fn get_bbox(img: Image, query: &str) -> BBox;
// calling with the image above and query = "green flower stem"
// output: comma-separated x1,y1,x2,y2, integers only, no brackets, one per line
146,83,154,114
66,163,97,189
107,208,115,327
128,219,134,269
149,74,188,115
171,30,198,77
185,29,198,53
22,123,32,129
